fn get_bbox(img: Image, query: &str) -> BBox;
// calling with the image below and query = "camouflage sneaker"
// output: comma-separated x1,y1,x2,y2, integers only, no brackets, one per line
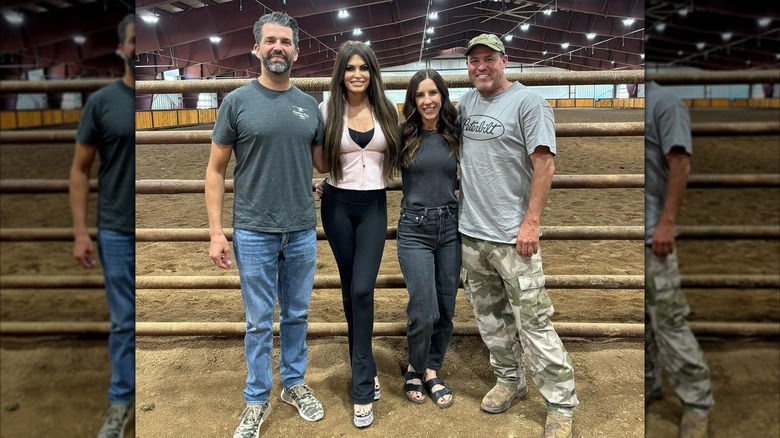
678,410,708,438
281,383,324,422
233,403,271,438
97,402,133,438
480,384,528,413
543,413,573,438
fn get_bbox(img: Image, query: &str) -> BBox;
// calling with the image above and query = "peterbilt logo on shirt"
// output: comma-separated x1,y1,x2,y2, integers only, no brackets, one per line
462,115,505,140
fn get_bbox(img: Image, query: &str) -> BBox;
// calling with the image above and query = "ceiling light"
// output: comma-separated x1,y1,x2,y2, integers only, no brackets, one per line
655,22,666,32
141,14,159,24
520,23,530,31
677,50,683,56
721,32,732,41
3,10,24,24
758,17,771,27
426,26,434,34
504,35,513,42
622,18,635,26
73,35,86,44
209,36,222,43
695,42,705,50
640,53,645,59
586,33,596,40
365,40,371,46
352,28,362,36
337,9,349,19
426,38,432,44
542,50,547,55
611,60,615,65
543,9,553,16
428,11,438,20
561,42,569,49
678,8,688,17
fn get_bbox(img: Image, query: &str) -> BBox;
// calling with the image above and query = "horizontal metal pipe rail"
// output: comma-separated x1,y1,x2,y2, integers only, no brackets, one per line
134,71,646,94
3,122,777,144
0,79,116,93
646,70,780,85
2,174,778,195
5,225,778,242
1,71,774,95
2,321,778,338
3,274,779,290
0,274,644,289
0,226,644,241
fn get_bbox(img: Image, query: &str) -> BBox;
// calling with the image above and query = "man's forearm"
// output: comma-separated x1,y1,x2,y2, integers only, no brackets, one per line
204,172,226,237
659,153,691,227
69,169,90,237
525,155,555,225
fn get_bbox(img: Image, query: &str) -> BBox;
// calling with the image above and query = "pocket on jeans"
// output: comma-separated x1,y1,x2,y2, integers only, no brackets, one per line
399,212,425,227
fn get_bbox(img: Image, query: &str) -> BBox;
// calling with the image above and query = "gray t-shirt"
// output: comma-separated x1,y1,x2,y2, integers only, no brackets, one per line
76,80,135,234
458,82,556,244
644,81,693,244
211,80,324,233
401,130,459,209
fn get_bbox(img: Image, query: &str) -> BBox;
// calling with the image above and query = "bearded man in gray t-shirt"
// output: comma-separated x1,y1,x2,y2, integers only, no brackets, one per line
457,34,578,438
645,81,714,438
205,11,326,438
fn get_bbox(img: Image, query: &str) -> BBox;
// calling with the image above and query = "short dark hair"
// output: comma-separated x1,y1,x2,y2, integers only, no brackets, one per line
253,11,299,48
117,14,135,44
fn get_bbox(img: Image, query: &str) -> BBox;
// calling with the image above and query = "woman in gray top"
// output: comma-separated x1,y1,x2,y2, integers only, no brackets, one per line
398,69,460,409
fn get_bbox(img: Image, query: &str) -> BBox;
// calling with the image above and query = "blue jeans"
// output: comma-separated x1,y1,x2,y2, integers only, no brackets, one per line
232,228,317,404
397,206,460,373
97,229,135,404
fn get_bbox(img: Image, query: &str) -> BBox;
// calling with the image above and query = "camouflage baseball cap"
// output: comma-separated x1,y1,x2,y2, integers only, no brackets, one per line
465,33,505,56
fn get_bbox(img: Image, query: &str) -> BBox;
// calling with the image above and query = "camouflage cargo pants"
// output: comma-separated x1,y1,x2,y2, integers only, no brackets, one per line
645,246,714,411
461,234,579,416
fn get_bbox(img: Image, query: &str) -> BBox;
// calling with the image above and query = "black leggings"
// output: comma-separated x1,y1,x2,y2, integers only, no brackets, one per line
321,184,387,404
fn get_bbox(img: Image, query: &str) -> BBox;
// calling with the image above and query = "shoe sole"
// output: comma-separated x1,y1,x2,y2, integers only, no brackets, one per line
353,410,374,428
480,386,528,414
280,390,323,422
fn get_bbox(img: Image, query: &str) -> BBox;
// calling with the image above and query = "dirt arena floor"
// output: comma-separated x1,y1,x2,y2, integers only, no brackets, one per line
1,107,778,437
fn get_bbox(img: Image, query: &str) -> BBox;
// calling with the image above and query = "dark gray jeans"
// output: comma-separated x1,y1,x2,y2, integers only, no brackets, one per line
397,205,461,373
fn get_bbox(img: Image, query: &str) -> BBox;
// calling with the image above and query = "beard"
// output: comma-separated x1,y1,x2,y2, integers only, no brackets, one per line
261,51,292,74
125,55,135,75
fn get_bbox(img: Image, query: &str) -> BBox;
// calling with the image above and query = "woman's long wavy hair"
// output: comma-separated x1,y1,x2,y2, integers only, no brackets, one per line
400,69,459,168
324,41,400,183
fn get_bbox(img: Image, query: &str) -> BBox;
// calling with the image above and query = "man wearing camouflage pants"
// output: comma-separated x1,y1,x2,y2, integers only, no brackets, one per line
458,33,579,438
645,81,714,438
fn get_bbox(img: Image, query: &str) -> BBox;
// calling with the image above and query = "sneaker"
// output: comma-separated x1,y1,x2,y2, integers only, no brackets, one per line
280,383,324,422
543,413,573,438
480,384,528,413
97,402,133,438
678,410,708,438
233,403,271,438
353,404,373,428
374,376,381,401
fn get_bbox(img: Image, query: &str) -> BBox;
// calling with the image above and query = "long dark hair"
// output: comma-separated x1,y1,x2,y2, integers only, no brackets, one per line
401,69,459,167
324,41,400,183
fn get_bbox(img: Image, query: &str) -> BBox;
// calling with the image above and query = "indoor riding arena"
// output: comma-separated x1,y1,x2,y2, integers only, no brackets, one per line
3,68,777,437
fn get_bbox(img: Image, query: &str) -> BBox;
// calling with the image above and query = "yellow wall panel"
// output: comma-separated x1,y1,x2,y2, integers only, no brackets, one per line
152,111,178,128
17,111,42,128
0,111,17,130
